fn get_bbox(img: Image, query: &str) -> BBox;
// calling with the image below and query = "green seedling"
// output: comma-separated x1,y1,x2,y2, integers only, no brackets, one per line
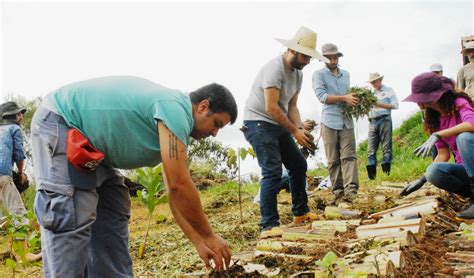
136,165,168,258
227,147,256,223
315,251,339,275
1,210,42,273
459,222,474,240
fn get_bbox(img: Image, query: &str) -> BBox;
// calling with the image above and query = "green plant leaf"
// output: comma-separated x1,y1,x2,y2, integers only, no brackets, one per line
247,148,256,158
5,258,17,269
238,148,248,160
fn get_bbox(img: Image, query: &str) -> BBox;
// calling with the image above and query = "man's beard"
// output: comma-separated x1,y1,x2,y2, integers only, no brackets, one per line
290,55,305,70
469,55,474,63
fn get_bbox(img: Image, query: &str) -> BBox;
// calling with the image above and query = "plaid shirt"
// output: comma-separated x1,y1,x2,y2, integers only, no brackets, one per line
0,123,26,176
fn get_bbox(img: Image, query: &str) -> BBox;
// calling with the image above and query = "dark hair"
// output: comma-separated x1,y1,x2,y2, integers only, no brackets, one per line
189,83,238,124
423,91,472,134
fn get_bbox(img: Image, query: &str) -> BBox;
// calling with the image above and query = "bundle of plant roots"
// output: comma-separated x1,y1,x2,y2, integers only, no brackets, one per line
341,87,377,120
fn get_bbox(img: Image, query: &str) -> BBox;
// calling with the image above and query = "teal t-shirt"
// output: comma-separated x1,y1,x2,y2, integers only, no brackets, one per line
50,76,194,169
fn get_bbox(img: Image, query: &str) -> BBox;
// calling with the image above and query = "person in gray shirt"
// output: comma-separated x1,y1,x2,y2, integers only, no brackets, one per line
242,27,327,239
457,41,474,100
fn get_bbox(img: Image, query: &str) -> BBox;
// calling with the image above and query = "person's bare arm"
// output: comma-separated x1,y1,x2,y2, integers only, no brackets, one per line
436,122,474,138
158,121,231,271
15,160,27,184
264,88,311,148
287,92,303,129
325,94,359,106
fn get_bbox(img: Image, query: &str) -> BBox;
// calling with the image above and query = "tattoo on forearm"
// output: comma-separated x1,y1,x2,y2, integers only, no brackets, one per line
169,133,178,160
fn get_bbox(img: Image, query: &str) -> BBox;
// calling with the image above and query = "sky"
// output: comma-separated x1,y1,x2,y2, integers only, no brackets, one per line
1,1,473,175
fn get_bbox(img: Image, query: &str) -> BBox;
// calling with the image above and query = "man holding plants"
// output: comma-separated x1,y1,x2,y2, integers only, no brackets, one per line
30,76,237,277
312,43,359,204
242,27,327,239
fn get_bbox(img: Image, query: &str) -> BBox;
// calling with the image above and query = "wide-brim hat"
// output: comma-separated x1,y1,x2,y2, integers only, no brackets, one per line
275,26,330,63
1,102,26,117
403,72,454,104
321,43,343,57
367,72,384,83
461,41,474,54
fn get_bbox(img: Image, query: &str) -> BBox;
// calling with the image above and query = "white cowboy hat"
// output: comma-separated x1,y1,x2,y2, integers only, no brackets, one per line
367,72,384,83
275,27,329,63
462,41,474,54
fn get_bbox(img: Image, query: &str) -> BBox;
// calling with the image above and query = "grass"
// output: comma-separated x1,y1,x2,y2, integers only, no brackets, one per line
309,111,435,185
129,181,266,276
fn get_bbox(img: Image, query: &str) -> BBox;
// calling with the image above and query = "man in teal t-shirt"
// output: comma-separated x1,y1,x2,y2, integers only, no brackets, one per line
31,76,237,277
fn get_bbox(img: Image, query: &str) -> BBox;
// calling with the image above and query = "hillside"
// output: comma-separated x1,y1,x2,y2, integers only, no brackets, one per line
310,111,433,185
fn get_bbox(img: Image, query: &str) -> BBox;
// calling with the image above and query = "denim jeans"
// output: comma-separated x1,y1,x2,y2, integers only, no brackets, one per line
31,107,133,277
243,121,309,231
367,116,393,166
425,132,474,197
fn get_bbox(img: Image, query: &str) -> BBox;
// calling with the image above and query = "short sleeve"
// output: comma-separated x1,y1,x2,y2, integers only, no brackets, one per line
261,64,283,90
152,100,193,146
455,97,474,126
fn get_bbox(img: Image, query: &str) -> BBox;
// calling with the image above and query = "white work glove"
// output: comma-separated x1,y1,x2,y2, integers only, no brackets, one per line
414,133,440,158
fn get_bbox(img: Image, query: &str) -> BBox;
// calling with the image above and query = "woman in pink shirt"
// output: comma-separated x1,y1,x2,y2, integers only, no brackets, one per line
401,72,474,220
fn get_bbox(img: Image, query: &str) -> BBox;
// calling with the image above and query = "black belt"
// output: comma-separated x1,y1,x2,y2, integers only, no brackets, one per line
369,114,390,122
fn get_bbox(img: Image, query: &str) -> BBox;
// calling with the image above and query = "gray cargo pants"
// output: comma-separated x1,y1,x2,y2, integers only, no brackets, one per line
31,106,133,277
321,124,359,197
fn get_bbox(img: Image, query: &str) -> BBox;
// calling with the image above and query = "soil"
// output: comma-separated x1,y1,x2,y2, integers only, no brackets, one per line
2,180,468,277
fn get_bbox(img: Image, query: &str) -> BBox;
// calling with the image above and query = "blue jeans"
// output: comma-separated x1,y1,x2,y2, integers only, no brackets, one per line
425,132,474,197
243,121,309,231
31,107,133,277
367,116,393,166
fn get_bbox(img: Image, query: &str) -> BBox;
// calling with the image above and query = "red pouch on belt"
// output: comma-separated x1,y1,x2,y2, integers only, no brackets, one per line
66,129,104,172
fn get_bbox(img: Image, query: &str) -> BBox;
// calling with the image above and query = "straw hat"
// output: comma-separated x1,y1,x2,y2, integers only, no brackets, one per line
367,72,384,83
275,27,329,63
461,41,474,54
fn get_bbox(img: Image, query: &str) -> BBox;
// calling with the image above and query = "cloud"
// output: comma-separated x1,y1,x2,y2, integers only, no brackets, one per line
2,1,473,175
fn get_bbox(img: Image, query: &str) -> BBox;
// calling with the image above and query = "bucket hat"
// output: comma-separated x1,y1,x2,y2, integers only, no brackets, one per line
275,27,329,63
1,102,26,117
367,72,384,83
321,43,343,57
403,72,454,104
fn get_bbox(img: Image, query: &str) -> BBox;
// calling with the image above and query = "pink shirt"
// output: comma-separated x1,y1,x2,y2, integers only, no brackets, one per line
435,97,474,164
